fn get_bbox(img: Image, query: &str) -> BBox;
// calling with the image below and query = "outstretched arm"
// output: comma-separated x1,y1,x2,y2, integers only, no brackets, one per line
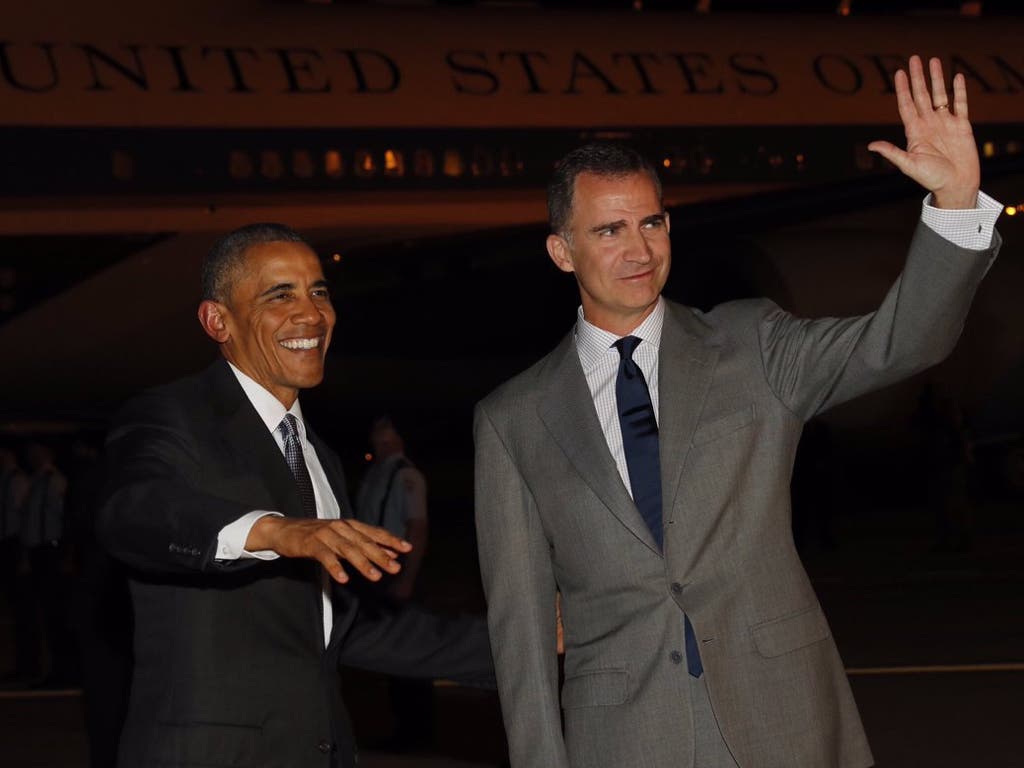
868,55,979,209
100,392,409,581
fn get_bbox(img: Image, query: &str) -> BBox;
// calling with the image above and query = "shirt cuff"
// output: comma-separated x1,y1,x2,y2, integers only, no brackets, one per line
921,190,1003,251
215,510,283,561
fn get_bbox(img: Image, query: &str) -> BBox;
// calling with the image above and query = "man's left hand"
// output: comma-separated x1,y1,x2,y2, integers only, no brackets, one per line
868,55,980,210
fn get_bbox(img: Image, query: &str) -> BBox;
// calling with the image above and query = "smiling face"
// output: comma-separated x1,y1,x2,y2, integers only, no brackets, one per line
546,171,671,335
198,240,335,408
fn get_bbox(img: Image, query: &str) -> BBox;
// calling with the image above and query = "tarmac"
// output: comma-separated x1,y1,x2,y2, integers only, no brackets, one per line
1,505,1021,767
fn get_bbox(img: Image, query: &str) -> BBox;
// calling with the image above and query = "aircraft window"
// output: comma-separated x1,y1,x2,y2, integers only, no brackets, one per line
698,151,714,176
662,150,688,176
443,149,465,178
260,150,285,180
498,148,525,177
324,150,343,178
229,150,254,180
471,146,494,177
292,150,315,179
355,150,377,177
414,149,435,177
384,149,405,177
111,150,135,182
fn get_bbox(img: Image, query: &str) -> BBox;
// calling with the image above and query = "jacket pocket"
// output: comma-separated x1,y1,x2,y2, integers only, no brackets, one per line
561,667,629,709
149,720,263,767
751,604,831,658
692,404,756,446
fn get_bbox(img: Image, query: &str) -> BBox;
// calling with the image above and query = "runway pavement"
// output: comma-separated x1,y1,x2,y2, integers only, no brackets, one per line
1,518,1020,767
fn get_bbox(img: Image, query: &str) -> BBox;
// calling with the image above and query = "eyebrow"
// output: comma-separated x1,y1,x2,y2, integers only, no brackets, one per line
588,212,666,234
589,219,626,234
258,282,295,298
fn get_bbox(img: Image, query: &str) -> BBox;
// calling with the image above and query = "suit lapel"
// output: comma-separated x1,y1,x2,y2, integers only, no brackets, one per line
658,303,719,517
537,332,661,555
206,361,306,520
306,427,352,519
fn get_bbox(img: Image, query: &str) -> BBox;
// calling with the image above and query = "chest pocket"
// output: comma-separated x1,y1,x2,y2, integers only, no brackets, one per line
692,403,756,446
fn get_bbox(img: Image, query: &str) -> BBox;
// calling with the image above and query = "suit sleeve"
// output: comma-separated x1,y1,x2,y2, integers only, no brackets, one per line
474,402,570,768
337,597,496,688
759,220,1000,421
98,391,255,574
311,437,495,688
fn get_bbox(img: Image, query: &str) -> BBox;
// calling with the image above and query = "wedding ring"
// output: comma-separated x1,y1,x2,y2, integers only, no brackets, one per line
935,104,950,111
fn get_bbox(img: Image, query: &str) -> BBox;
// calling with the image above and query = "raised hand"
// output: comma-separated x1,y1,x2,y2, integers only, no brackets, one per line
246,515,412,584
868,55,979,210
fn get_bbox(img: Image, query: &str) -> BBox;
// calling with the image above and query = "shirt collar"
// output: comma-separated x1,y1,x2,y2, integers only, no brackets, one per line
227,362,305,442
574,297,666,374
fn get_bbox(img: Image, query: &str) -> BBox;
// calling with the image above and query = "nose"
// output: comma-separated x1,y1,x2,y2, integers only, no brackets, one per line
623,227,654,264
291,294,324,325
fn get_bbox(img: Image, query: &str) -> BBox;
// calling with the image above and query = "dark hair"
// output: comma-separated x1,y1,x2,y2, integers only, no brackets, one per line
547,143,662,236
201,223,307,302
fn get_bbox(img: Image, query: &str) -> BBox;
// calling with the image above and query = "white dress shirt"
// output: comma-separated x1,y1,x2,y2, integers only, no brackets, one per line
216,362,339,645
576,194,1003,497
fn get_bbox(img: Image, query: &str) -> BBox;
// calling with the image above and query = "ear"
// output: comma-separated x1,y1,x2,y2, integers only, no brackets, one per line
664,211,671,235
546,234,575,274
197,300,231,343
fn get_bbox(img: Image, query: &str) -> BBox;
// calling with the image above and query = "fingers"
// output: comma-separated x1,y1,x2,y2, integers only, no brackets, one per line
312,540,350,584
892,69,917,128
952,72,969,121
908,54,934,116
322,532,384,583
348,518,413,553
323,521,402,578
928,56,949,108
867,140,913,175
258,517,409,584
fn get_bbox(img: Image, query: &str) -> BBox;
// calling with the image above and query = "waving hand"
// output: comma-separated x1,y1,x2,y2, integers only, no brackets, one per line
868,55,980,210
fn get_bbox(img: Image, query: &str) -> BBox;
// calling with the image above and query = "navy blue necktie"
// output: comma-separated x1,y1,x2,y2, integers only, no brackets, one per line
278,414,317,519
614,336,703,678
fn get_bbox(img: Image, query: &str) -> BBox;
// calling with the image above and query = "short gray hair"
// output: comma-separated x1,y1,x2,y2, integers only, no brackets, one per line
547,143,662,237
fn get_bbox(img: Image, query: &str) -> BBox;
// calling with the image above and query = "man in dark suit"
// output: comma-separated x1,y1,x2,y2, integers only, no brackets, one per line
474,56,1002,767
99,224,493,768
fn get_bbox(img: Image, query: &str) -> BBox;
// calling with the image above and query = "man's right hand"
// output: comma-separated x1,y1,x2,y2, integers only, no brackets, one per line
246,516,412,584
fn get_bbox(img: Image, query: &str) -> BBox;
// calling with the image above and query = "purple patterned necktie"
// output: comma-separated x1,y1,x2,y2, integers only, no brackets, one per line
278,414,317,519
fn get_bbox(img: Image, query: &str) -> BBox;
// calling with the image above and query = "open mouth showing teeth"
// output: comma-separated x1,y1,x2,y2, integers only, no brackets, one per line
279,338,320,350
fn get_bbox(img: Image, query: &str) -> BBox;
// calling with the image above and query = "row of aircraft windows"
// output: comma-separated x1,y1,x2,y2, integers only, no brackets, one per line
229,147,528,181
108,146,528,183
105,137,1020,184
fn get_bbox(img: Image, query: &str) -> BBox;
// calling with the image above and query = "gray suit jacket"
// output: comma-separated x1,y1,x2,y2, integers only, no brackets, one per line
474,222,999,768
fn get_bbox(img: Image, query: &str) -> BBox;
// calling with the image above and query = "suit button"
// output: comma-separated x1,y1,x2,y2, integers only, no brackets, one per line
671,582,683,595
317,740,332,754
670,650,683,664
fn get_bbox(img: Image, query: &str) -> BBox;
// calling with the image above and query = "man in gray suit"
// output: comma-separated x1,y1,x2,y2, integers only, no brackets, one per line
474,56,1002,768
